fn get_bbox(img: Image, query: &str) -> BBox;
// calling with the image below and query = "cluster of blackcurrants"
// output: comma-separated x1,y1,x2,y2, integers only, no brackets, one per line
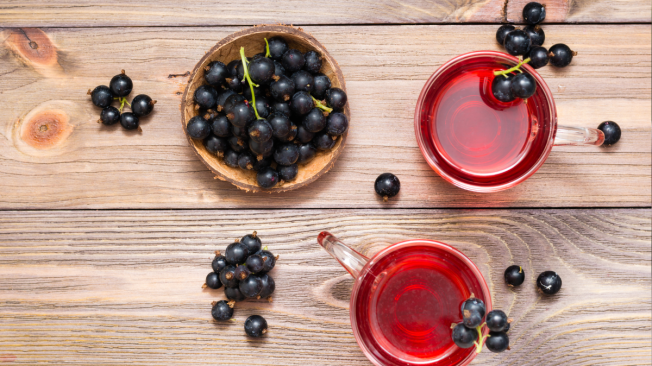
504,265,562,295
185,37,349,189
88,70,156,130
492,2,576,103
452,296,512,353
205,231,276,337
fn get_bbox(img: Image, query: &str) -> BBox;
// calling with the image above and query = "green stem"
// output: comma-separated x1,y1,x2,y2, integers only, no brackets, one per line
264,38,271,58
494,58,531,78
240,47,262,120
312,96,333,113
474,323,489,353
114,97,131,112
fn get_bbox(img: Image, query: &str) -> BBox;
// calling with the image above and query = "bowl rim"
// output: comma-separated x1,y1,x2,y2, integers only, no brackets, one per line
180,25,350,193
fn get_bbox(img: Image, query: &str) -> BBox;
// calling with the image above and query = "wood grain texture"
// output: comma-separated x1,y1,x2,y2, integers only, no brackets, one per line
0,25,650,209
506,0,652,24
0,209,649,365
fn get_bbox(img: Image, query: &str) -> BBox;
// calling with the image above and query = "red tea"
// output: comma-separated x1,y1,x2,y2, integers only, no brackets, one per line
353,243,489,365
419,55,553,188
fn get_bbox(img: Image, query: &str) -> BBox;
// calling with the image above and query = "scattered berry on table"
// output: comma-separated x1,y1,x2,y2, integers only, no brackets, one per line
211,300,235,321
205,272,222,289
257,250,277,273
485,331,510,353
597,121,621,146
239,275,263,298
225,241,250,265
225,286,247,302
89,85,114,108
110,70,133,97
374,173,401,202
451,323,478,349
537,271,562,295
212,252,228,273
258,273,276,300
234,265,251,281
524,25,545,47
504,29,531,56
219,265,240,288
522,2,546,25
548,44,576,67
241,232,263,254
510,73,537,99
527,46,549,69
246,254,265,273
492,74,516,103
496,24,516,45
486,310,511,332
244,315,268,337
99,106,120,125
131,94,156,117
461,296,486,328
504,265,525,287
120,112,140,131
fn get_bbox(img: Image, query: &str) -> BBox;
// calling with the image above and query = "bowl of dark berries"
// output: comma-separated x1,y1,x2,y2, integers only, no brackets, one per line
181,25,350,192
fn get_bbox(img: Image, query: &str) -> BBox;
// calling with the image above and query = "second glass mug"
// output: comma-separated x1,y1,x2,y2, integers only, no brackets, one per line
414,50,606,193
317,232,491,366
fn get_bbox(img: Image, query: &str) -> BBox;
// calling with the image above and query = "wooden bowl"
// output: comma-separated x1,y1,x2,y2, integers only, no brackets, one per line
181,25,349,192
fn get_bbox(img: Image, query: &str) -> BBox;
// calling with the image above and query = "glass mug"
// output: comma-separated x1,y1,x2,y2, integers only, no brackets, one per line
317,232,491,366
414,50,605,193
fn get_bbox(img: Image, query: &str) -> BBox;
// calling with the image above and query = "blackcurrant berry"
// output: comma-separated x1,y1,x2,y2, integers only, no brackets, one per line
303,108,327,133
205,272,222,289
461,296,486,328
204,134,228,155
239,275,262,298
194,85,218,110
326,112,348,136
257,166,279,188
303,50,322,74
252,156,272,172
597,121,621,146
374,173,400,201
312,73,332,100
511,73,537,99
267,37,289,61
222,149,239,168
211,114,231,137
226,60,240,77
492,74,516,103
212,253,228,273
211,299,235,321
89,85,114,108
325,88,347,110
228,136,247,153
272,60,286,80
216,89,237,112
253,96,271,119
496,24,516,45
451,323,478,349
187,116,211,139
267,113,293,139
238,151,256,170
204,61,230,86
537,271,562,295
313,132,336,150
270,75,296,102
225,286,247,302
504,265,525,287
548,44,575,67
227,101,256,127
234,265,251,281
504,29,531,56
281,49,305,73
290,91,314,116
223,93,246,115
249,57,275,85
278,164,298,182
99,106,120,125
271,102,291,117
503,322,511,333
225,241,249,265
527,46,549,69
297,143,317,164
225,75,243,93
274,143,300,165
231,124,248,140
109,70,133,97
246,254,265,273
296,125,315,144
131,94,156,117
248,119,273,143
291,70,314,93
486,310,510,332
244,315,268,337
249,138,274,157
243,85,264,101
219,265,239,288
524,25,545,47
258,273,276,299
257,250,277,273
523,2,546,25
240,231,262,254
485,332,509,353
120,112,139,130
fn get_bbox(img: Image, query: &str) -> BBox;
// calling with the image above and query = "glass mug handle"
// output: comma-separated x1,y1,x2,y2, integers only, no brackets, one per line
554,125,605,146
317,232,368,279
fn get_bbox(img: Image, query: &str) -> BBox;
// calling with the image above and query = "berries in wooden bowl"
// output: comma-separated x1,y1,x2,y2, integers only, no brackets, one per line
181,25,350,192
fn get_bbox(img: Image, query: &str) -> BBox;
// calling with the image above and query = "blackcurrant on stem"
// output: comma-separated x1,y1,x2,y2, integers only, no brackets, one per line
240,47,262,120
264,38,271,58
494,58,531,78
311,96,333,113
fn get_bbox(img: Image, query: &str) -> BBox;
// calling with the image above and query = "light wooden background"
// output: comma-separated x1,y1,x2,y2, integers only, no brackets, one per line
0,0,650,365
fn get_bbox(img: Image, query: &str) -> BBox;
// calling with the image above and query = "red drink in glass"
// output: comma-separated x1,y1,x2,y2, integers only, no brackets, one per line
318,232,491,366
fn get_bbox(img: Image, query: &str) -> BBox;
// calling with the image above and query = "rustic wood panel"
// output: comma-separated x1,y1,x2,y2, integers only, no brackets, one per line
0,209,649,365
0,25,650,209
506,0,652,24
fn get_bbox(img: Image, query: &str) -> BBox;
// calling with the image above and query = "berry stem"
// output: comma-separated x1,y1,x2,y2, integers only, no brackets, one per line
312,96,333,113
114,97,131,112
264,38,271,58
494,58,531,78
473,323,489,353
240,47,263,120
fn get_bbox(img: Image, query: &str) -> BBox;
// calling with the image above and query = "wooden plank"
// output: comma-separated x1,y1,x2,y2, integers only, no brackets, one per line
0,25,650,209
1,0,649,27
0,208,650,365
506,0,652,24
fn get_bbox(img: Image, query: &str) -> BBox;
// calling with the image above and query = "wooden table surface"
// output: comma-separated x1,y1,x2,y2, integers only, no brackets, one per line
1,1,650,365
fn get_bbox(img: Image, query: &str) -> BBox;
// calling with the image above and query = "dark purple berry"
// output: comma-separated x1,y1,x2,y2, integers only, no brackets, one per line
249,57,275,84
452,323,478,349
303,50,322,74
89,85,113,108
205,272,222,289
374,173,400,201
523,2,546,24
281,49,305,73
249,138,274,157
504,265,525,287
302,108,327,133
246,254,265,273
219,265,239,288
291,70,314,93
225,75,243,92
257,250,276,273
296,125,314,144
313,132,336,150
524,25,545,47
226,60,240,77
211,300,235,321
496,24,516,45
271,102,291,117
109,70,133,97
237,151,256,170
216,89,237,112
234,265,251,281
537,271,562,295
278,164,298,182
274,143,299,165
252,156,272,172
597,121,621,146
211,114,231,137
267,113,293,139
204,61,230,86
325,88,347,110
297,143,317,164
212,253,228,273
223,93,246,115
228,136,247,153
492,74,516,103
244,315,268,337
227,101,256,127
527,46,549,69
204,135,228,155
485,332,509,353
225,241,249,265
194,85,218,110
248,119,273,143
511,72,537,99
504,29,531,56
290,91,313,116
225,286,246,302
241,232,262,254
326,112,348,136
239,275,262,298
270,75,295,102
486,310,510,332
187,115,210,139
131,94,156,117
258,274,275,299
461,297,486,328
120,112,139,130
99,106,120,125
223,150,239,168
267,37,288,60
312,73,331,100
548,44,575,67
257,167,279,188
